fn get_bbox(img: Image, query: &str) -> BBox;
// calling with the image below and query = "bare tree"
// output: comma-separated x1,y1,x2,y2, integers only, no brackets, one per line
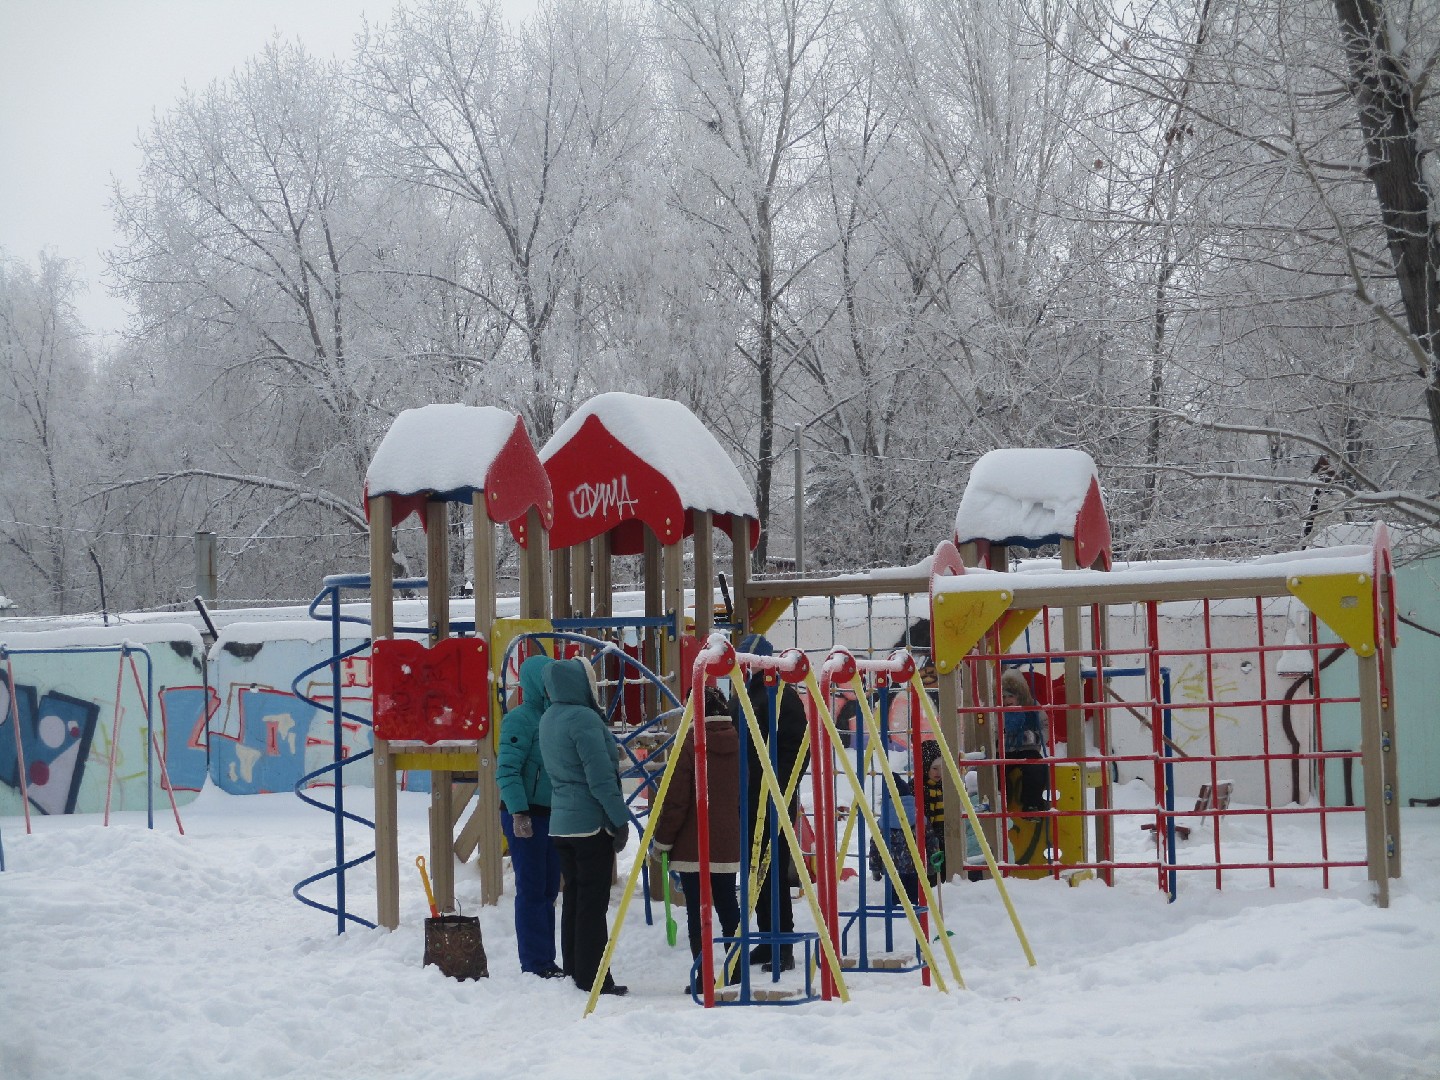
0,252,96,615
356,0,652,439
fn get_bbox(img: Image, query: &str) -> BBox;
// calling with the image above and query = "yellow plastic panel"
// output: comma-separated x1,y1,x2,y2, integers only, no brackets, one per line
1287,573,1375,656
393,748,481,772
930,588,1012,673
746,595,791,637
997,608,1042,653
1008,762,1083,879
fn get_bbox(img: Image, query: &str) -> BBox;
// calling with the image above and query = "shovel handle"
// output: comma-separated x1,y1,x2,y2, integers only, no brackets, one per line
415,855,441,918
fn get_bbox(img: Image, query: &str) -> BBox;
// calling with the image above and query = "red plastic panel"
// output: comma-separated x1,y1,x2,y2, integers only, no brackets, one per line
371,637,490,744
1074,476,1113,570
538,413,685,553
483,416,554,531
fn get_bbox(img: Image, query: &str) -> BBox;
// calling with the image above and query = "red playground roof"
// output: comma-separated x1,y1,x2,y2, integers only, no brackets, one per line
365,405,553,539
535,393,759,555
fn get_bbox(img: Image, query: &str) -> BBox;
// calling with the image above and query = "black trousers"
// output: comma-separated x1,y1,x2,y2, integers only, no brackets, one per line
676,871,741,961
1007,748,1050,813
553,832,618,992
748,799,795,962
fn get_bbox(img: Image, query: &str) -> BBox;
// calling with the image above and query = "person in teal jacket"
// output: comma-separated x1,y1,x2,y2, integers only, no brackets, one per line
538,657,631,996
496,654,564,978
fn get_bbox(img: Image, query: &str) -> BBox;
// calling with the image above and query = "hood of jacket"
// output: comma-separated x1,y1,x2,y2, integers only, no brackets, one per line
701,714,740,757
518,654,552,712
544,658,596,710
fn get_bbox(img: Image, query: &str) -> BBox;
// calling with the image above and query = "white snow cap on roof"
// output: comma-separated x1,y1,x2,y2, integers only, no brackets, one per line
366,404,518,496
543,392,758,518
955,448,1098,544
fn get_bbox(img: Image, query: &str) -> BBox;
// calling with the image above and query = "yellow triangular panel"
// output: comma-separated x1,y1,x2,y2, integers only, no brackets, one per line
931,589,1013,673
1287,573,1375,657
747,594,792,637
997,608,1042,653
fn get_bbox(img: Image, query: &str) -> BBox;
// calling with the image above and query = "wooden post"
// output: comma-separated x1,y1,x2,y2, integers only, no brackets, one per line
551,546,573,619
424,501,457,911
369,494,400,930
518,507,548,620
571,539,592,621
473,512,496,635
1378,575,1401,880
730,516,750,635
1058,538,1091,873
693,512,714,642
664,537,685,717
593,533,613,618
643,527,663,719
938,670,962,881
471,506,502,905
1357,652,1391,907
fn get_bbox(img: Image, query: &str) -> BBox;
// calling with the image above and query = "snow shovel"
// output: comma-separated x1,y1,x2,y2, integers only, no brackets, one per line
417,854,488,980
415,855,441,918
662,853,678,947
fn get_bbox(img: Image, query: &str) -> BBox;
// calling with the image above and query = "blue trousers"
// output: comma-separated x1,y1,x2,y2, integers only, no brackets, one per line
502,810,562,974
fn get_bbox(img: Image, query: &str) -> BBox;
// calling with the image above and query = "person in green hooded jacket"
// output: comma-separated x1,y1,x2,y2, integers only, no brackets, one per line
496,654,564,978
538,657,631,996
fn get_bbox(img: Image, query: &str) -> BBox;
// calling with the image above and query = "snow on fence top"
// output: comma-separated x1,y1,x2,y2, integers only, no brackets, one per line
954,448,1111,568
539,392,759,555
364,404,552,529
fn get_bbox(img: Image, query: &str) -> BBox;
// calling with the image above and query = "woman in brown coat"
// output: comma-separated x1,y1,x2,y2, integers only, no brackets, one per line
653,686,742,973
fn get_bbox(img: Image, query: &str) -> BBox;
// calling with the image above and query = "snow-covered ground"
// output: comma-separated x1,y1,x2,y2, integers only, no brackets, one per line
2,787,1437,1080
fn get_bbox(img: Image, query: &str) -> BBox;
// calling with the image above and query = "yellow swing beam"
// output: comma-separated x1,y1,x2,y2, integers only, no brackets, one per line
728,662,852,1001
834,672,964,989
584,687,698,1016
909,672,1037,967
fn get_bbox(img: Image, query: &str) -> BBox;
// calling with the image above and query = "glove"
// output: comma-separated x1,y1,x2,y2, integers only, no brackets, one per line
610,826,628,854
512,812,533,839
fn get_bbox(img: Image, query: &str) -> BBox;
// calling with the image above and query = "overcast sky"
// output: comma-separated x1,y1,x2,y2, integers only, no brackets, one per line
0,0,531,347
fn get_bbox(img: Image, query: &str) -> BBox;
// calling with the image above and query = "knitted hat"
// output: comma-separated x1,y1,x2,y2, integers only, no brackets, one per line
921,739,941,774
738,633,774,657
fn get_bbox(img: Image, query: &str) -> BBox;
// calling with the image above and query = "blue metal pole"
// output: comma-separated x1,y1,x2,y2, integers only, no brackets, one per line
331,583,347,935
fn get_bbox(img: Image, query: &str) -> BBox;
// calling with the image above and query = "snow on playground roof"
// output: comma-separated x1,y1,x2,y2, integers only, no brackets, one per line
365,404,552,528
955,448,1108,554
539,392,759,554
932,544,1375,603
